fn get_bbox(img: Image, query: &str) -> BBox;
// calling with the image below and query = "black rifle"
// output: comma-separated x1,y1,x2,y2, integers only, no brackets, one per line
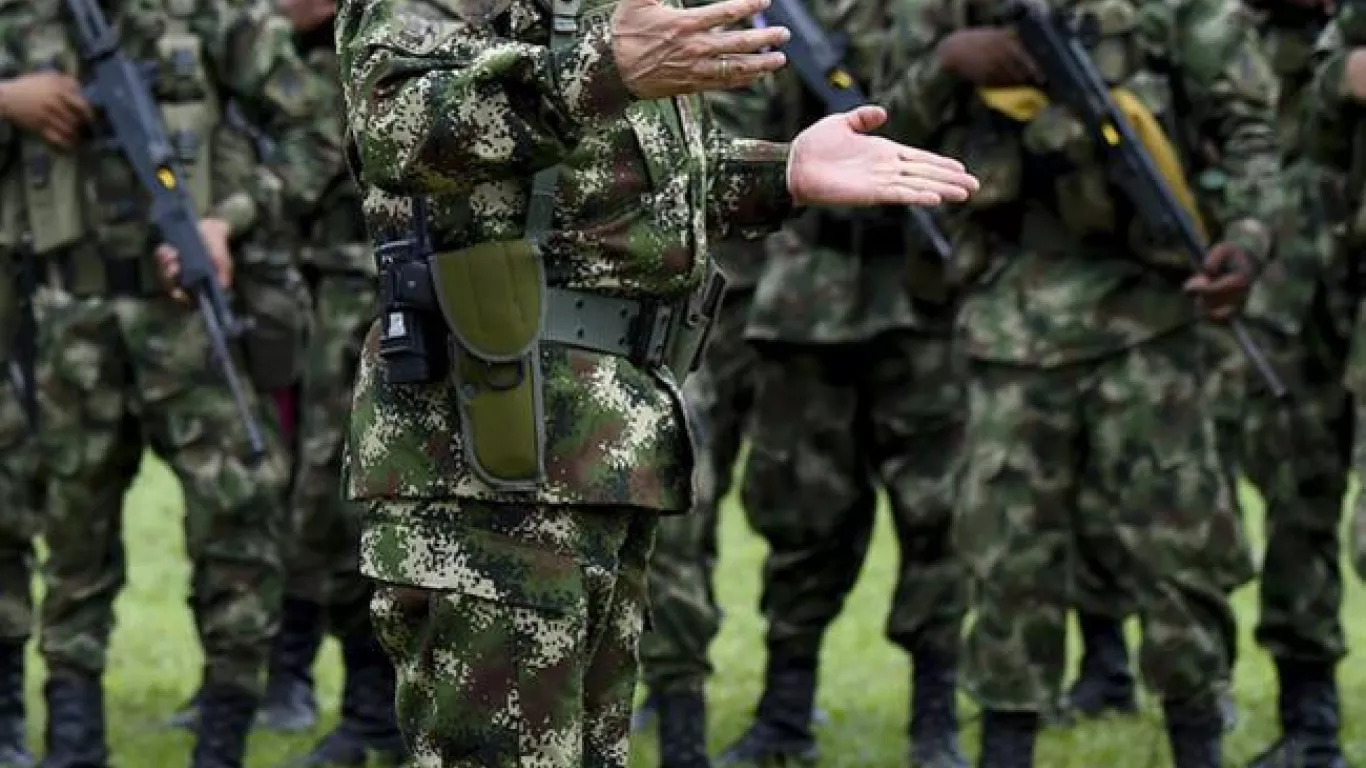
10,237,37,430
65,0,268,456
1007,0,1288,399
759,0,953,262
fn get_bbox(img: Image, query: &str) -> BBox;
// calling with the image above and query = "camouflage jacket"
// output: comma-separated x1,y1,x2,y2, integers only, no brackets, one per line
703,79,772,291
0,0,331,262
338,0,793,512
745,0,948,344
1237,5,1347,337
881,0,1281,366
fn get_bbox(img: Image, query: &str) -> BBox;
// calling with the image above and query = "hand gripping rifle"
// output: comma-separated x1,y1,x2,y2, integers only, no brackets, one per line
1007,0,1288,399
64,0,268,456
758,0,954,262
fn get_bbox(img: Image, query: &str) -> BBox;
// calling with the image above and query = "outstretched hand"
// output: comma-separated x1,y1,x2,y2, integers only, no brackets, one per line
786,106,979,208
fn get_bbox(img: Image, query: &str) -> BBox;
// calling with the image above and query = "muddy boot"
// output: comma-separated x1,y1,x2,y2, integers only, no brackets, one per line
977,711,1037,768
1246,660,1346,768
658,689,710,768
38,671,108,768
716,654,819,766
0,641,31,768
282,623,405,767
1059,612,1136,723
257,598,324,733
909,650,968,768
1164,695,1223,768
191,684,259,768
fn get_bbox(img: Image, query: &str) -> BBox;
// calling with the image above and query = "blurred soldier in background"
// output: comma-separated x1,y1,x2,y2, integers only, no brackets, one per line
719,3,968,765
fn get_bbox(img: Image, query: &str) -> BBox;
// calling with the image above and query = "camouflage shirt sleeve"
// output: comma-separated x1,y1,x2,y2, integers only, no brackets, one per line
1168,0,1282,262
875,0,963,146
336,0,639,196
1305,23,1355,171
194,1,338,224
704,126,792,239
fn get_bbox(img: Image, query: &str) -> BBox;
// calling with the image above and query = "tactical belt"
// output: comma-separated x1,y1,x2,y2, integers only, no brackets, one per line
47,245,160,298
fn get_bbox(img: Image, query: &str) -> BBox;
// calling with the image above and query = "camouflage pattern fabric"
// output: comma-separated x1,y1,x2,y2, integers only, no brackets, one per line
0,389,41,644
366,501,657,767
338,0,795,760
283,29,376,622
740,325,965,662
884,0,1280,712
0,0,334,694
955,330,1248,710
1236,14,1352,665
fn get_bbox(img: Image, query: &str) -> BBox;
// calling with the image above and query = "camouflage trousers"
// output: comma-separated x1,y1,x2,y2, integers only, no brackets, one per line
739,329,965,663
640,289,754,694
956,328,1249,711
287,268,377,629
364,500,657,768
1242,311,1351,665
0,388,41,643
35,286,288,693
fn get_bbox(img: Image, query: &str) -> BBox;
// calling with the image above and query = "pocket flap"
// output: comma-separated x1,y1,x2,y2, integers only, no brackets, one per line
430,240,545,362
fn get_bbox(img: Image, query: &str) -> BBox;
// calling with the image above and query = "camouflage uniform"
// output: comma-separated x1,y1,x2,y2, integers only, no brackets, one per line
715,7,967,764
336,0,797,763
0,1,333,764
885,0,1276,762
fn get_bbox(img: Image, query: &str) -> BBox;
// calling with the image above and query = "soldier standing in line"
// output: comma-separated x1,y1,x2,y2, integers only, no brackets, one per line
882,0,1279,763
334,0,979,763
0,0,336,764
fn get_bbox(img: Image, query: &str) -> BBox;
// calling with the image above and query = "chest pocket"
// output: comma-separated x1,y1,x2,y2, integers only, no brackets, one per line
155,27,220,213
20,24,84,254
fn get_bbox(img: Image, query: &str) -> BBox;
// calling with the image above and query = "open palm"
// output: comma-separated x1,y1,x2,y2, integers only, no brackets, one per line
787,106,978,208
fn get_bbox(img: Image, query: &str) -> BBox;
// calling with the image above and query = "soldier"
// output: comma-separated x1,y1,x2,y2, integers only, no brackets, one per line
334,0,979,764
634,78,770,768
1234,0,1353,765
0,0,333,765
883,0,1278,764
712,4,968,766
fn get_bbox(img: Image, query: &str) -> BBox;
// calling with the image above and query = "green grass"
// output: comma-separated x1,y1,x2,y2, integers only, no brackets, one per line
16,455,1366,767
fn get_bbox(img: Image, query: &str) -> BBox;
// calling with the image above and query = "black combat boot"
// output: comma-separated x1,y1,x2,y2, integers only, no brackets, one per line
1246,659,1346,768
191,684,259,768
657,688,710,768
1164,695,1223,768
257,597,324,732
909,650,968,768
977,711,1037,768
282,624,406,767
716,654,819,766
1058,612,1136,723
0,641,31,768
38,670,108,768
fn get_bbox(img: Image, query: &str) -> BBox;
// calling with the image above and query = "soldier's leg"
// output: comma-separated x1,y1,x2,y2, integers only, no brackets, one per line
868,329,967,767
0,388,38,768
36,292,144,768
287,272,406,768
719,342,873,767
129,296,289,767
1084,331,1246,768
366,501,655,768
959,361,1079,767
1245,304,1352,767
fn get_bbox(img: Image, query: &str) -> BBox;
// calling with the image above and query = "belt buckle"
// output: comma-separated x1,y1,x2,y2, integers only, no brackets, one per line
627,298,674,369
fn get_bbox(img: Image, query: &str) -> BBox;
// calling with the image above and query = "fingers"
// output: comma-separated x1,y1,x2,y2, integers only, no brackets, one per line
707,51,786,87
707,25,789,56
684,0,770,32
843,105,888,134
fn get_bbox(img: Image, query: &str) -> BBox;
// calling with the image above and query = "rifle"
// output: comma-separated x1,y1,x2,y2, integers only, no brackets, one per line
64,0,268,457
758,0,953,262
1007,0,1289,399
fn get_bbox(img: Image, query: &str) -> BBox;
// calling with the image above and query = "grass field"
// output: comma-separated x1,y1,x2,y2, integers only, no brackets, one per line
14,454,1366,767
